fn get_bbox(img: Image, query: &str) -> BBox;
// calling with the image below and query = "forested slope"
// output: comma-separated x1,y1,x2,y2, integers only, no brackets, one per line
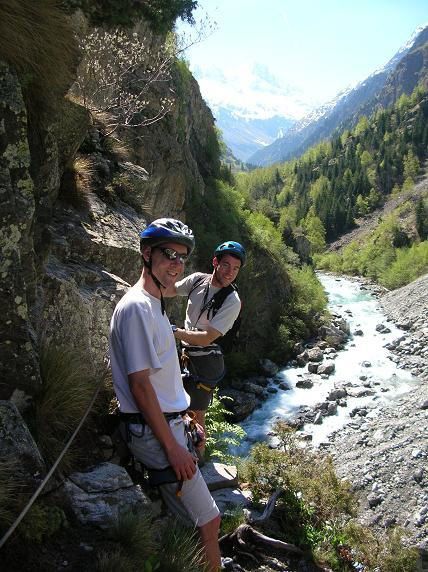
233,87,428,288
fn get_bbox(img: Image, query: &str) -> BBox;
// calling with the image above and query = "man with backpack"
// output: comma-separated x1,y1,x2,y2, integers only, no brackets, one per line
172,241,245,452
109,219,221,572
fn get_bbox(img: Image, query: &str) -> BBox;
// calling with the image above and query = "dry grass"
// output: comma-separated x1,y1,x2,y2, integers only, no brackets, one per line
73,155,95,193
103,135,131,162
0,0,78,112
60,155,94,209
33,345,97,472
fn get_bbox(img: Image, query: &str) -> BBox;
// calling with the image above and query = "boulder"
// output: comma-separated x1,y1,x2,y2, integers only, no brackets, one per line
296,378,314,389
219,389,257,421
328,388,347,400
63,462,152,528
318,325,347,348
211,487,252,515
0,401,46,487
326,402,338,416
296,350,309,366
243,382,265,396
307,347,324,362
307,362,319,374
200,463,238,491
317,362,335,376
259,358,279,375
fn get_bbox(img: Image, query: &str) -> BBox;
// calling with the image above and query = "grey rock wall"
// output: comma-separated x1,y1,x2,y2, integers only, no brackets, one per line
0,62,40,399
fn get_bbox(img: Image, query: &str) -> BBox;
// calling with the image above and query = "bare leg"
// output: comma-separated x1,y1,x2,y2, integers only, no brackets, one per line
199,514,221,571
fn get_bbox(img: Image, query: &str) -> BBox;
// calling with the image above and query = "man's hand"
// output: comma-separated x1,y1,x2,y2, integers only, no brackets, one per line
129,371,197,481
166,442,197,481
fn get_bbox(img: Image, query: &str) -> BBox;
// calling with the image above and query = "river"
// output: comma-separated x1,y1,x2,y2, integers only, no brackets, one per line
238,273,419,453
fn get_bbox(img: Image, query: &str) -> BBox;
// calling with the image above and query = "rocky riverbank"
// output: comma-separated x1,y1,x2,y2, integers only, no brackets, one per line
323,274,428,565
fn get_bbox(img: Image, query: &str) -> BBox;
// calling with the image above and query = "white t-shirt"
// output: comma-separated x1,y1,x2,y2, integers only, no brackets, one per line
175,273,241,336
109,284,190,413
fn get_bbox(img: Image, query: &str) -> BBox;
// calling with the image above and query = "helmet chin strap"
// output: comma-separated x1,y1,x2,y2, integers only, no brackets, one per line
143,255,166,315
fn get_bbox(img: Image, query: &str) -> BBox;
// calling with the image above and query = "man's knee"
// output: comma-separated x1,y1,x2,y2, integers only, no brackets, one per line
199,514,221,540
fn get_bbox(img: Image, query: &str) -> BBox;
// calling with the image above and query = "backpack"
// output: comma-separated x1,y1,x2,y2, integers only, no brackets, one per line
188,274,241,353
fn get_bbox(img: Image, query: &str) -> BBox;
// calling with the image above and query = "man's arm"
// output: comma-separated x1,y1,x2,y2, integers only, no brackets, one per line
173,324,221,347
128,370,197,480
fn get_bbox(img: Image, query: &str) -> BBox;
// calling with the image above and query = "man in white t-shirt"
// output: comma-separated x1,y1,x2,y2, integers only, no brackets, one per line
109,218,221,572
172,241,245,443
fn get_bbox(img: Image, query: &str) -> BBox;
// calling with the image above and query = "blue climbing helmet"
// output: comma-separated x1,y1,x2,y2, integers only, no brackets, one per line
140,218,195,254
214,241,246,266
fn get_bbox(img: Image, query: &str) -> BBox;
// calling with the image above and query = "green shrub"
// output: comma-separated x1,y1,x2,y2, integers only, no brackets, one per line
205,392,246,461
220,507,246,536
19,502,67,544
314,251,343,272
380,241,428,289
240,427,355,550
240,428,418,570
64,0,198,32
340,522,419,572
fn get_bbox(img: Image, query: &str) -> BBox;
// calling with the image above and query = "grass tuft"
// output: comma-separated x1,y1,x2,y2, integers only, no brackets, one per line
32,345,97,471
220,507,246,536
96,548,135,572
0,0,77,113
59,155,94,209
103,135,131,162
0,458,25,532
96,513,203,572
108,511,157,562
157,518,204,572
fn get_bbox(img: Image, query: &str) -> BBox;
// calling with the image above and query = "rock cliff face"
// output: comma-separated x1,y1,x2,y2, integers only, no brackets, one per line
0,29,219,404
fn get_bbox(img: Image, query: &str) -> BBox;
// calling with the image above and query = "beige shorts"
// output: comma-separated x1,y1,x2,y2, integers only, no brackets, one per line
124,417,219,527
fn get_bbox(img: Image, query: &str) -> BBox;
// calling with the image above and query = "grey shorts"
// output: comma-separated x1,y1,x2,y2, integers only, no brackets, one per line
123,417,219,527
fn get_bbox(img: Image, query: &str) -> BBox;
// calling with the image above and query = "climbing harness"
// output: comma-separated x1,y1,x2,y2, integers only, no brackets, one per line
119,410,201,497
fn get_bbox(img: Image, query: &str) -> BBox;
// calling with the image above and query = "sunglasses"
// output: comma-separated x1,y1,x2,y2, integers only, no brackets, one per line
156,247,189,264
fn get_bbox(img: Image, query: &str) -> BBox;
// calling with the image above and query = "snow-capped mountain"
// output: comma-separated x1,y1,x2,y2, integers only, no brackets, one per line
213,107,295,162
248,24,428,167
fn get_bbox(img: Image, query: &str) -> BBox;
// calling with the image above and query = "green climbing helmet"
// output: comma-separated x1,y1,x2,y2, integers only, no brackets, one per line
214,241,246,266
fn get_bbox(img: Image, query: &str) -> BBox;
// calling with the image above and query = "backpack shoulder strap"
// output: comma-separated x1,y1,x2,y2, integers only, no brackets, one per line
209,282,238,317
188,274,210,298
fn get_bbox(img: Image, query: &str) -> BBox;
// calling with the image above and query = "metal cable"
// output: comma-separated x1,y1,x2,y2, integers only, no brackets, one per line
0,361,109,550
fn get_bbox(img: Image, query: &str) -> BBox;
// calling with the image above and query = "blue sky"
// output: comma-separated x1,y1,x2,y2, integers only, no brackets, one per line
177,0,428,119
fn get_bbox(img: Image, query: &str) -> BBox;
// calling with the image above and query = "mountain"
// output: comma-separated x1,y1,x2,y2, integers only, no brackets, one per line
213,107,295,162
248,24,428,167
